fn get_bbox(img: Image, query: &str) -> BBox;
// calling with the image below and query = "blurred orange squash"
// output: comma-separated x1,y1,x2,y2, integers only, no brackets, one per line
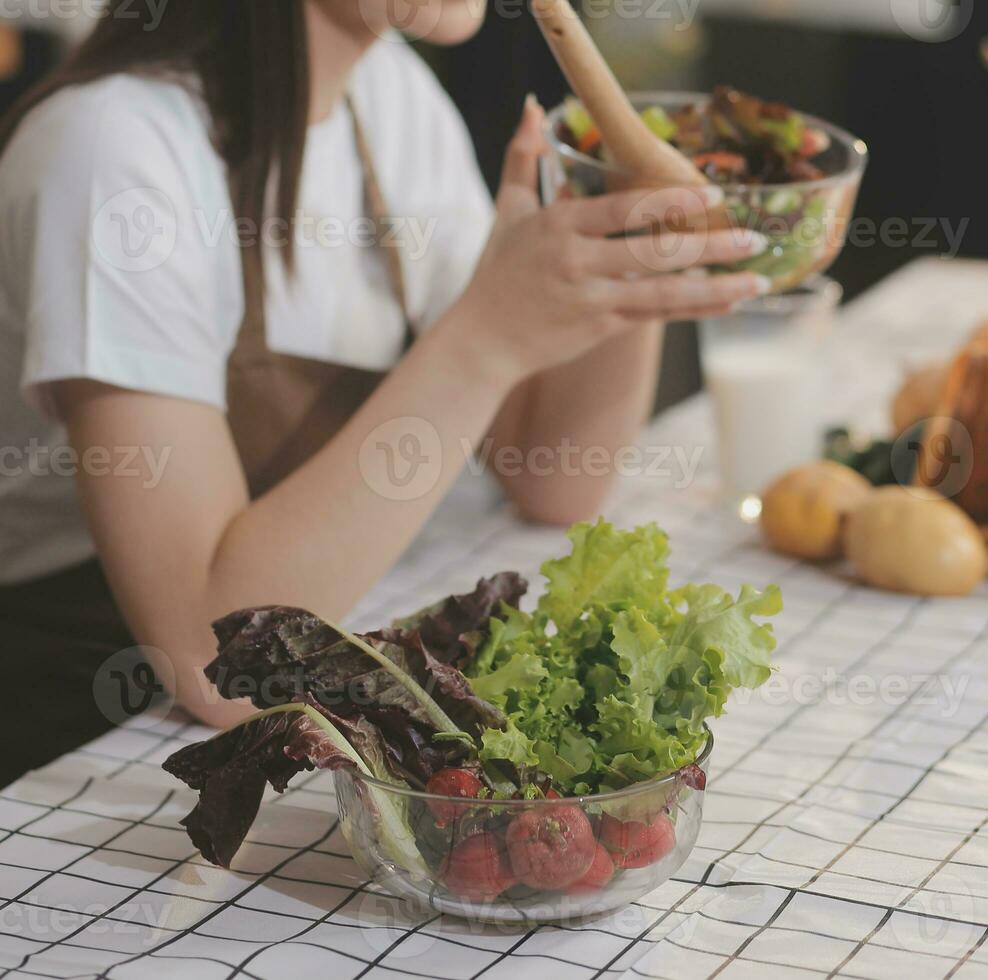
913,322,988,526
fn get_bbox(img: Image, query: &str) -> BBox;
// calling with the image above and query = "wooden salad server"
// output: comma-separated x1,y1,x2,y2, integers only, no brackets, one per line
531,0,725,228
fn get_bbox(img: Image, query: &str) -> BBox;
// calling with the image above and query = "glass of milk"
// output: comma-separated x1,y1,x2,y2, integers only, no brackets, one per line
700,277,843,510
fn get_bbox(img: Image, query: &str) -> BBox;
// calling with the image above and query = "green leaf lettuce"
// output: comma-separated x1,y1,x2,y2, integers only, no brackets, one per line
466,520,781,794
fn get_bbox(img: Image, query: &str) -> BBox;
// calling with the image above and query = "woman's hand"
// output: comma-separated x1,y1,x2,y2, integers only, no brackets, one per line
449,96,770,386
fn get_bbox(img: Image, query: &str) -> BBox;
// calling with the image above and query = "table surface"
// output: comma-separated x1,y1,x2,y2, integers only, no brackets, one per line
2,257,988,980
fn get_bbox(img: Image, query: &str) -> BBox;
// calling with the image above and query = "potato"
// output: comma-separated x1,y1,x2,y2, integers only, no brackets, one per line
760,461,873,560
844,486,988,596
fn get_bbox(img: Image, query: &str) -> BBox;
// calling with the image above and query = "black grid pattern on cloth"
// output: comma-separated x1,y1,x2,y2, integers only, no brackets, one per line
2,258,988,979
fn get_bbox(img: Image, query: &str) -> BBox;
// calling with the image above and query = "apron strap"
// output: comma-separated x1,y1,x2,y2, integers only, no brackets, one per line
224,94,419,494
236,95,415,348
346,94,412,330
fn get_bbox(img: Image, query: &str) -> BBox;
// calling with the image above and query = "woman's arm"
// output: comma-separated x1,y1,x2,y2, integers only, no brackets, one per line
55,320,510,729
490,322,663,525
54,101,766,727
487,99,757,525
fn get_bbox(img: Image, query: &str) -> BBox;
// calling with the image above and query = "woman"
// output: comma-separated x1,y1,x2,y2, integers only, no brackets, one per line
0,0,768,769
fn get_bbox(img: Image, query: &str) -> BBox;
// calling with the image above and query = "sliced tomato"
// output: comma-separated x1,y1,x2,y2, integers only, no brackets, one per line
600,812,676,869
442,832,517,901
505,804,596,890
692,151,747,177
564,843,615,895
799,127,831,159
577,127,601,154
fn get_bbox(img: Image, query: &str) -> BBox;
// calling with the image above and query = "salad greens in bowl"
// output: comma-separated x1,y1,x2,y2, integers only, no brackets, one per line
542,87,869,293
164,521,782,922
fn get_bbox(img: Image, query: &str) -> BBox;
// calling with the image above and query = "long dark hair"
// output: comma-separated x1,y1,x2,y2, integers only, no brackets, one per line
0,0,311,307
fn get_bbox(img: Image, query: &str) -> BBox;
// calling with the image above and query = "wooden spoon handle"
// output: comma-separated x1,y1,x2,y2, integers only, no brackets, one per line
531,0,704,187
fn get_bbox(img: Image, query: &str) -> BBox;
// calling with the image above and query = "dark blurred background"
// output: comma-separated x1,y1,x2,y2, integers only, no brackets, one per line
4,1,984,412
429,0,988,408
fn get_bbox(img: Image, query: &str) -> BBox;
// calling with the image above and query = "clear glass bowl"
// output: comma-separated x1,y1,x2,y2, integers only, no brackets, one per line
334,729,712,924
541,92,869,293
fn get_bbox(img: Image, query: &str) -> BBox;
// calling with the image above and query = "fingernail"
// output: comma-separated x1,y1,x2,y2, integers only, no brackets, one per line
702,185,724,207
753,275,773,295
746,232,769,255
525,92,542,113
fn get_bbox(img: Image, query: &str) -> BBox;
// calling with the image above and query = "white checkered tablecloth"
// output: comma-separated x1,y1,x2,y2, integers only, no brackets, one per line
2,258,988,980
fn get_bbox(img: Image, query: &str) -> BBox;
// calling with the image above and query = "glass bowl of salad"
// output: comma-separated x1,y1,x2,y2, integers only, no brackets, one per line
541,87,869,293
163,522,780,927
334,728,711,924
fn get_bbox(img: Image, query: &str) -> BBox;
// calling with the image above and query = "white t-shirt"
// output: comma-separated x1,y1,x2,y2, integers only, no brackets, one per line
0,39,493,584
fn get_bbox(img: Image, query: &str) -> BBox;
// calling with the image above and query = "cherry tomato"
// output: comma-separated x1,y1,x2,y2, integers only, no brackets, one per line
545,789,561,800
505,805,595,890
442,833,517,902
425,768,484,827
564,843,615,895
600,812,676,869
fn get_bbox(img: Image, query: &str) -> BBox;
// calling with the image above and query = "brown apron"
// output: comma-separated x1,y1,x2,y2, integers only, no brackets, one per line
228,100,414,495
0,101,412,784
